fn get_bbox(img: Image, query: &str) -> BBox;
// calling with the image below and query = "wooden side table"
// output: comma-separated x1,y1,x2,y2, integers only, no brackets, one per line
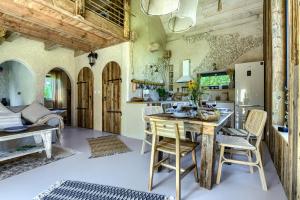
0,125,58,161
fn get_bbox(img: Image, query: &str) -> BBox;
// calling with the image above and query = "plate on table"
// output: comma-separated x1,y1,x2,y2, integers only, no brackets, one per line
3,126,29,133
173,112,187,118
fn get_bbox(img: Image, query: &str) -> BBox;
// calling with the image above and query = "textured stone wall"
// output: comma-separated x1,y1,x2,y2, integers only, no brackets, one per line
166,21,264,92
184,32,263,74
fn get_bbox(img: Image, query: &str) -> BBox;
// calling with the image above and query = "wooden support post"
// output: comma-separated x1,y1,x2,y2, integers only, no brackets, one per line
5,31,20,42
271,0,286,125
44,41,61,51
0,27,5,45
199,128,216,189
123,0,130,39
75,0,85,18
288,0,299,200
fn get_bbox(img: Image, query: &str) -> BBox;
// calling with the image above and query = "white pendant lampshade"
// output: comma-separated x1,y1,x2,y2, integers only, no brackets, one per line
141,0,180,16
168,0,198,33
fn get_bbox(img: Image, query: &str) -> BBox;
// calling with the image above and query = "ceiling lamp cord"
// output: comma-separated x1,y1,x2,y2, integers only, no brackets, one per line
218,0,223,11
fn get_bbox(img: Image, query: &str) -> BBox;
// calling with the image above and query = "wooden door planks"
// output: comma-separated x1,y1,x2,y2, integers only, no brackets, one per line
102,61,121,134
77,67,94,129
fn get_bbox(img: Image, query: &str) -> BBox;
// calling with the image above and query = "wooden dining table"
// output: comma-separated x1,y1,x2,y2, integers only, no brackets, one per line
146,111,233,190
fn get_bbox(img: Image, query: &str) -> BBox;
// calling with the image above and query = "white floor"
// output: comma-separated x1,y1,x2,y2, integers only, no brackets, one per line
0,127,287,200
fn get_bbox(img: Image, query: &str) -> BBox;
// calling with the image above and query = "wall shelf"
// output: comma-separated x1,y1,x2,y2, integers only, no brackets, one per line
204,88,235,91
131,79,164,86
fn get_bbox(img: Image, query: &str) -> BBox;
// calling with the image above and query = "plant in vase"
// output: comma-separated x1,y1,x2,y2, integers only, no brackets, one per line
187,79,204,107
156,88,168,101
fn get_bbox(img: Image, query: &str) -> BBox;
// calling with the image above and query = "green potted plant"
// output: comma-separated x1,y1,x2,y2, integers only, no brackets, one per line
156,88,168,101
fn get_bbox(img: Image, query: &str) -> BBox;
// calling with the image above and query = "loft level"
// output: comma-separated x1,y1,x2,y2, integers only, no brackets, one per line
0,0,130,52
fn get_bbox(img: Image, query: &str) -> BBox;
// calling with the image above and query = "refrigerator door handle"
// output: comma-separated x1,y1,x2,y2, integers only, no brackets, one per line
236,105,264,108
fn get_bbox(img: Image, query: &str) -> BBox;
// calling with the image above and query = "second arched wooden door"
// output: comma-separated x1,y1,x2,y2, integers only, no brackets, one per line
77,67,94,129
102,61,121,134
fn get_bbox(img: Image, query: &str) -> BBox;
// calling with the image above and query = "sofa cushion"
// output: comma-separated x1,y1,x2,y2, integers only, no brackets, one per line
21,102,51,123
0,103,12,114
0,113,23,129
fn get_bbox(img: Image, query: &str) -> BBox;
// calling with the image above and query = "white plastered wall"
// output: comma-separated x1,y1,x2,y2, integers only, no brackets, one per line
0,37,77,125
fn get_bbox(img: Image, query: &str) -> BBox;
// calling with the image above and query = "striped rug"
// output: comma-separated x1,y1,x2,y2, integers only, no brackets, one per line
34,180,171,200
87,135,130,158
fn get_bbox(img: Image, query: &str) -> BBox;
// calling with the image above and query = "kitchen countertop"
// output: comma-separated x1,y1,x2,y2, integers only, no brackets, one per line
126,100,235,104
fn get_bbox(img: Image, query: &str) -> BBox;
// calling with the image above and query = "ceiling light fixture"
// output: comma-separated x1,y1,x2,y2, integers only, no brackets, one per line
88,51,98,67
140,0,180,16
168,0,198,33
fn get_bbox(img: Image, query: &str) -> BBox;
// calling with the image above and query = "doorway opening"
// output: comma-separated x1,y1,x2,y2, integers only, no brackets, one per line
102,61,121,134
44,68,72,125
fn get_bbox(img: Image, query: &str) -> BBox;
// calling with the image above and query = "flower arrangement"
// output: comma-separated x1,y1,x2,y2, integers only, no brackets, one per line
187,78,204,106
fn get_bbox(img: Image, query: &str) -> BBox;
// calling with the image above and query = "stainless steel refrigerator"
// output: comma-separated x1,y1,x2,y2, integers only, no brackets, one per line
235,61,265,129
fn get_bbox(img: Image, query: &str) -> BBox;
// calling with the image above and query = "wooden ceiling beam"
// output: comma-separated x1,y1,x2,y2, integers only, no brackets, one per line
0,14,92,52
0,0,107,47
5,31,21,42
44,41,61,51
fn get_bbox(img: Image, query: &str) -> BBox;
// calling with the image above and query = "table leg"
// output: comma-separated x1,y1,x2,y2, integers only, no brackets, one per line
41,131,52,159
199,132,216,189
157,136,164,172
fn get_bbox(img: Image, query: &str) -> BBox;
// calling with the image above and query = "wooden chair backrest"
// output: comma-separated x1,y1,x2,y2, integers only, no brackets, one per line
150,118,186,140
245,109,267,138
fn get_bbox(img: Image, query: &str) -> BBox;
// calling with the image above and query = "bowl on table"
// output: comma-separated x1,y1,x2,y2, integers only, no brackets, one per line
173,112,187,118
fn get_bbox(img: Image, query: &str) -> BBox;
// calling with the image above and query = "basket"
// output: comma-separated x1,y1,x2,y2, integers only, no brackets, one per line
197,110,220,122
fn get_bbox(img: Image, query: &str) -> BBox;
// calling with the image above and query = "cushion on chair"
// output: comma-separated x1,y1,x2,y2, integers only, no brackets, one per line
217,135,256,150
0,113,23,129
222,127,248,137
21,102,51,123
156,138,198,155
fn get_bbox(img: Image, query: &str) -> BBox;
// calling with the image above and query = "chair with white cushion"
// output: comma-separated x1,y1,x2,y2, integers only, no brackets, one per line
216,109,268,191
140,106,164,154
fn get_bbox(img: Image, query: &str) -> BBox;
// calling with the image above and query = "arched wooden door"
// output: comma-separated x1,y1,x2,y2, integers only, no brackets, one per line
102,62,121,134
77,67,94,129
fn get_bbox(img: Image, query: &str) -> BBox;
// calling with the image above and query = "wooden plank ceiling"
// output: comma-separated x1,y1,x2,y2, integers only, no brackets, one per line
161,0,263,37
0,0,129,52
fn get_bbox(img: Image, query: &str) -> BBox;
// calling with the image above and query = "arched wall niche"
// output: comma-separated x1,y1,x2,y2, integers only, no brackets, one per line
0,59,36,106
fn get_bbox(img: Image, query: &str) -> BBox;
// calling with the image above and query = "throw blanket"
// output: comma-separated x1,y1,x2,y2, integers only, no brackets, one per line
33,114,64,142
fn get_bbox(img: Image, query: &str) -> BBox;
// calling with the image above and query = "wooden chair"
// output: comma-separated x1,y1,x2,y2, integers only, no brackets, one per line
216,109,268,191
148,118,198,200
140,106,164,154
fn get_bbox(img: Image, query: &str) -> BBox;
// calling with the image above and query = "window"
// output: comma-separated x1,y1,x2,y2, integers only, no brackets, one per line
199,72,231,88
44,75,55,100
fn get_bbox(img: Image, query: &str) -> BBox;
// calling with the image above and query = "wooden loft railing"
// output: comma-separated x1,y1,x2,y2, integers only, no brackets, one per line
72,0,129,28
86,0,125,28
0,0,130,52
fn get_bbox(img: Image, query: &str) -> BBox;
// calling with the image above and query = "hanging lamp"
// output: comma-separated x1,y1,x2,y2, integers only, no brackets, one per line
140,0,180,16
168,0,198,33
